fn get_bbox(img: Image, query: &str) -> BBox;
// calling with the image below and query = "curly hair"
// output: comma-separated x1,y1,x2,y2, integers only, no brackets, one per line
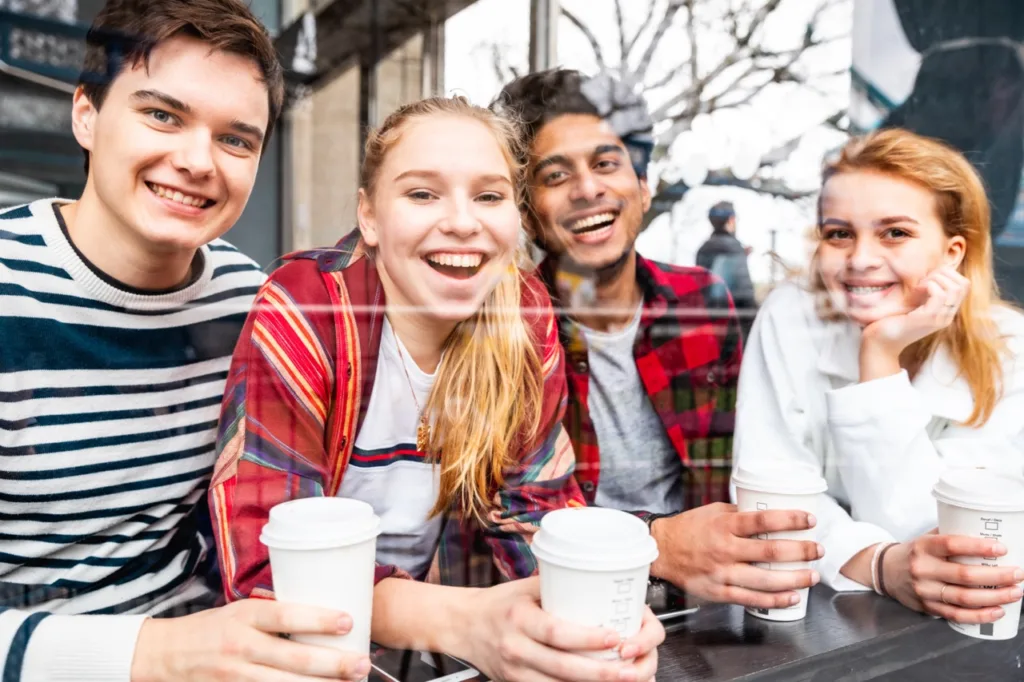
492,68,654,178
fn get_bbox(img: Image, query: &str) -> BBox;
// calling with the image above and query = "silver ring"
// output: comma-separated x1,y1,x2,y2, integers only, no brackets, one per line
940,585,949,604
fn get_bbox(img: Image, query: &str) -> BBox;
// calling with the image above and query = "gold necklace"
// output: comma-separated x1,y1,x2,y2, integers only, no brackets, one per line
393,328,431,453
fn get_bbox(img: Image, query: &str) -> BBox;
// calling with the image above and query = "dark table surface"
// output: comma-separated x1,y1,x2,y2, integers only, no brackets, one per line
658,586,1024,681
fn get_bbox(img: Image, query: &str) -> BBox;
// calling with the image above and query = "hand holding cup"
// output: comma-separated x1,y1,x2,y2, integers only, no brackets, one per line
131,600,372,682
882,533,1023,628
467,576,663,682
650,503,822,611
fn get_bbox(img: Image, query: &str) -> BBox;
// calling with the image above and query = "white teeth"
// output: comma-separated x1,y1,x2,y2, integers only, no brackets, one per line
427,252,483,268
148,182,209,208
571,213,616,231
848,285,889,294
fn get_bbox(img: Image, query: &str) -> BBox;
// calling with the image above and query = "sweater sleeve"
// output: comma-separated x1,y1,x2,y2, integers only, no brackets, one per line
0,609,146,682
209,265,403,602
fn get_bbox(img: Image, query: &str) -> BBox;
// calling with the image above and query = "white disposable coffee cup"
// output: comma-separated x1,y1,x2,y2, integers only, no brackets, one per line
260,497,381,654
732,463,828,622
932,468,1024,641
531,507,659,660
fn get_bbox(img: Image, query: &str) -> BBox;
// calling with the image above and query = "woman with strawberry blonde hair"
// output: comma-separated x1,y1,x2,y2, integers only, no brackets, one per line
735,128,1024,626
210,95,662,682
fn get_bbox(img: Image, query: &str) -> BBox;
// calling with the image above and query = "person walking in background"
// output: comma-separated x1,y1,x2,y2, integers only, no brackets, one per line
210,95,663,682
696,201,757,339
493,69,823,614
735,128,1024,626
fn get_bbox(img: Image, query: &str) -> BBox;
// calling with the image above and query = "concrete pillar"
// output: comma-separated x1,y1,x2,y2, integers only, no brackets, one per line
529,0,559,72
421,11,445,97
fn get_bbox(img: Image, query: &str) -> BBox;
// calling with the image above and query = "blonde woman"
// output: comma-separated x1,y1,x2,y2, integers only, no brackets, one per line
734,128,1024,625
209,96,662,682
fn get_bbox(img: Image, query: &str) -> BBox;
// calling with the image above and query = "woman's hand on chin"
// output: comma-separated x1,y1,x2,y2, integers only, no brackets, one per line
859,266,970,381
462,576,663,682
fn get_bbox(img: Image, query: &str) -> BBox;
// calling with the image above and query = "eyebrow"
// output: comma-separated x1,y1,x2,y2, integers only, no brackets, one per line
131,89,191,113
820,216,920,228
229,119,265,145
877,215,919,226
131,89,265,144
393,169,513,187
532,144,626,178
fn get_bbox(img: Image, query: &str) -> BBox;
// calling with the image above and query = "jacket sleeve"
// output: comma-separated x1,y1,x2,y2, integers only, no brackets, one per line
824,318,1024,548
482,277,585,580
733,287,895,592
209,269,401,602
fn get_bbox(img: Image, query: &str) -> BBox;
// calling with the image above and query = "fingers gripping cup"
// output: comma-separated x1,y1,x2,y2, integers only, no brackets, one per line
531,507,659,660
932,469,1024,641
732,463,828,622
260,497,381,654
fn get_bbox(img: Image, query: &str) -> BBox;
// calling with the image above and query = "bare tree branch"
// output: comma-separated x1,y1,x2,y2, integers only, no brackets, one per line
561,6,607,71
685,0,699,96
646,63,686,91
488,43,520,84
737,0,784,48
651,0,840,121
624,0,658,64
635,0,687,75
613,0,629,73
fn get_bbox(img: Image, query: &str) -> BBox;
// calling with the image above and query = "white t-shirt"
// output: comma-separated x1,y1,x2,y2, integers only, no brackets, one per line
337,318,444,578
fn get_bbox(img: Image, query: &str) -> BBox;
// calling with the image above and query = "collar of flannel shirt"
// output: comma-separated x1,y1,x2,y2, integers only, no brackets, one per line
538,251,740,508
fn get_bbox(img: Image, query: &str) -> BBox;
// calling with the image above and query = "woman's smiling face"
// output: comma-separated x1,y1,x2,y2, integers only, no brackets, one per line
817,169,965,326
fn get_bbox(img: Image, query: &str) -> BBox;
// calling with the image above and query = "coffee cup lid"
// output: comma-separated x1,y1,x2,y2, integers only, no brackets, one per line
531,507,658,572
932,468,1024,513
260,497,381,551
731,462,828,496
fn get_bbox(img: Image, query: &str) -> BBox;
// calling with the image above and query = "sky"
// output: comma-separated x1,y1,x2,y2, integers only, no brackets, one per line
444,0,854,287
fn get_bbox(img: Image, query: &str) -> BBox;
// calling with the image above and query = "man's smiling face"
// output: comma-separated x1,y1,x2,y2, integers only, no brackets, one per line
527,113,651,269
72,34,269,254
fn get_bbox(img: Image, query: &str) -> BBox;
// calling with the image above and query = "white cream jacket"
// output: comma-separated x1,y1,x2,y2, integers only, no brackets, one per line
733,282,1024,591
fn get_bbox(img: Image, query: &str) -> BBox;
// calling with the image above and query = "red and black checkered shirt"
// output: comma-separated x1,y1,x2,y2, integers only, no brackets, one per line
540,254,743,518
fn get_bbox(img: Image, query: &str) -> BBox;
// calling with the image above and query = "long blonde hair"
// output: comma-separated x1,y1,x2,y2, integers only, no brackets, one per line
814,128,1008,426
360,96,543,520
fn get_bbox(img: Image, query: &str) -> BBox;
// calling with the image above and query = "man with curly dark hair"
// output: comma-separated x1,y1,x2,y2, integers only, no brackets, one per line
494,69,823,612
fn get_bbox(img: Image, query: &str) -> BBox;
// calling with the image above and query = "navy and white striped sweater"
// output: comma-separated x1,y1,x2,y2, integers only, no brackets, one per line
0,199,265,680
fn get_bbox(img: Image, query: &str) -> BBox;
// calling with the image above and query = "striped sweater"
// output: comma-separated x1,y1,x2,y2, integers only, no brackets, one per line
0,200,265,681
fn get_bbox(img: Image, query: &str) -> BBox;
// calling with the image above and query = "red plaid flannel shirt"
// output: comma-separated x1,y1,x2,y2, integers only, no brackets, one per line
210,234,582,600
539,254,743,518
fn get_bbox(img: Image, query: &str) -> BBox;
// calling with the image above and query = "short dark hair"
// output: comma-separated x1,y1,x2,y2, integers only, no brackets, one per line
492,68,653,178
78,0,285,174
708,201,735,232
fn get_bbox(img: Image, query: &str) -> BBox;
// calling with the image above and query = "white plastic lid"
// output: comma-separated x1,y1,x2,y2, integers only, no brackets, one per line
932,468,1024,513
260,497,381,551
531,507,659,572
731,463,828,496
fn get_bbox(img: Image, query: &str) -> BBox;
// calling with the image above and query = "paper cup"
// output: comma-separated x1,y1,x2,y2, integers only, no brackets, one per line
260,497,381,654
933,469,1024,641
732,463,827,622
531,507,659,659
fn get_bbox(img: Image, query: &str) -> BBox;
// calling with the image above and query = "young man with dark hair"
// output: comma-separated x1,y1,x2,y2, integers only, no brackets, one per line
0,2,370,680
494,69,823,612
697,201,757,338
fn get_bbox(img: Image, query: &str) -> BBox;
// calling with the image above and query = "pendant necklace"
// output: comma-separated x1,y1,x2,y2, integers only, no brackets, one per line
394,329,431,453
